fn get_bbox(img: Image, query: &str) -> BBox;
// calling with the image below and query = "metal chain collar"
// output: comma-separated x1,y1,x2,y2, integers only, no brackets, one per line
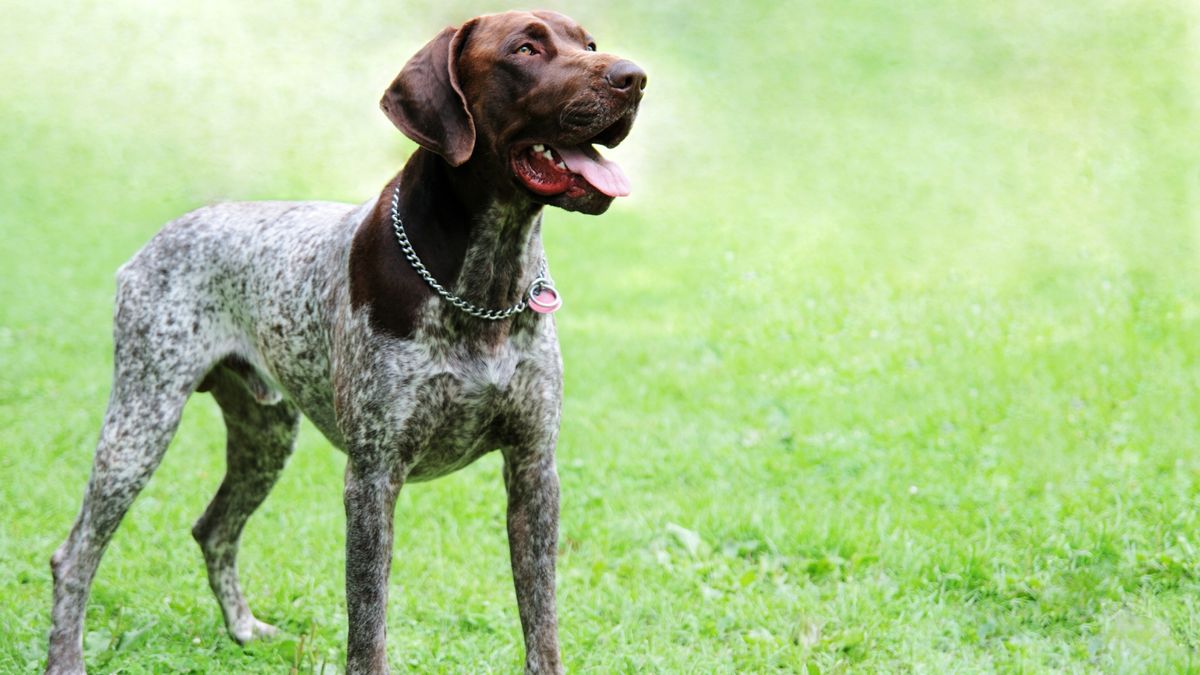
390,183,555,321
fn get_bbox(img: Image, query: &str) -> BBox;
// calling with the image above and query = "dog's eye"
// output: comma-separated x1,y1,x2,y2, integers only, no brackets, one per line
516,44,538,55
586,42,597,52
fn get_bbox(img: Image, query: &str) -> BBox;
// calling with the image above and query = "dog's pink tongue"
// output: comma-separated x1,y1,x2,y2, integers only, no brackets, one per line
555,145,631,197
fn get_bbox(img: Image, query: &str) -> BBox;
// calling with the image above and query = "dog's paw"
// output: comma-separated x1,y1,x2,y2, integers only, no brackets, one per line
230,618,281,645
44,655,87,675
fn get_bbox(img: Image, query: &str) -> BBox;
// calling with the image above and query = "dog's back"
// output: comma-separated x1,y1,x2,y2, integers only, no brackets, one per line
117,199,365,438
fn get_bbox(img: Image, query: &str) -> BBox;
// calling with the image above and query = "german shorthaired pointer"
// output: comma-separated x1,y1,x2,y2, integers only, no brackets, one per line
46,10,645,674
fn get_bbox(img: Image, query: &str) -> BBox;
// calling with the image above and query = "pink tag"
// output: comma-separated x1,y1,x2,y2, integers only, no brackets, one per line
528,288,562,314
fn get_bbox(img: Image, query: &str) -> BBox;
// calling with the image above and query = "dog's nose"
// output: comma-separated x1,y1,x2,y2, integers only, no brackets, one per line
605,60,647,93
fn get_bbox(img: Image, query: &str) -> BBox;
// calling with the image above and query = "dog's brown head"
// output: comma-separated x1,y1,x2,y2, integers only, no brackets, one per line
381,11,646,215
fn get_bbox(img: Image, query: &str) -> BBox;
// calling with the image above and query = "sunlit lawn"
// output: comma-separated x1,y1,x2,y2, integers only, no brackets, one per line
3,1,1200,671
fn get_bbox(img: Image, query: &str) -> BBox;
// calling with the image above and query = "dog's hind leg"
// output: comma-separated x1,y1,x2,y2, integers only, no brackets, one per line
47,361,195,674
191,362,299,644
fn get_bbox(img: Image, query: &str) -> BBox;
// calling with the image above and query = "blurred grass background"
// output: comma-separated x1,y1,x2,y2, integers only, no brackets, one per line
3,0,1200,671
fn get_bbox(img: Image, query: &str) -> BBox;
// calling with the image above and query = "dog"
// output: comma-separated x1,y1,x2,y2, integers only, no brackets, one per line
45,10,645,674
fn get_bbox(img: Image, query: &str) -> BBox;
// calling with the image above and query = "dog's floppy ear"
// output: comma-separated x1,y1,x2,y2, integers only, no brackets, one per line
380,20,478,167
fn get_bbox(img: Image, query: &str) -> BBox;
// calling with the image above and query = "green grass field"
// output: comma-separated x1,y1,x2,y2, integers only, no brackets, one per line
3,0,1200,671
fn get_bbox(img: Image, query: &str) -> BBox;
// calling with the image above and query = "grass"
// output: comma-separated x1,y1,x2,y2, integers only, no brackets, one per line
3,0,1200,671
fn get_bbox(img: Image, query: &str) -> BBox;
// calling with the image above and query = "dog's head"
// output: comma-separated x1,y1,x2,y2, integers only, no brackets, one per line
381,11,646,215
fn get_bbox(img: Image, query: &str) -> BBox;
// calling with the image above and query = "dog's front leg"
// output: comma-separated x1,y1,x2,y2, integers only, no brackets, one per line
503,446,562,674
343,458,404,674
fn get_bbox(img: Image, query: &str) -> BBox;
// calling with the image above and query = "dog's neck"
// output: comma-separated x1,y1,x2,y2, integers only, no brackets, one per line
438,153,545,308
348,148,547,344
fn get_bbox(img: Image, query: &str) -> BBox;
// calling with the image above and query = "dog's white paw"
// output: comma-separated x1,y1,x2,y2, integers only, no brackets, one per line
230,617,281,645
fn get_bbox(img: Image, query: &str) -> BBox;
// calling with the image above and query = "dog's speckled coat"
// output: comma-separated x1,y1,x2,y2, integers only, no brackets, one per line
46,10,645,675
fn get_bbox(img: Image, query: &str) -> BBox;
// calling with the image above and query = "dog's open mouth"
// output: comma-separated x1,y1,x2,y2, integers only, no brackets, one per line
512,143,630,199
511,105,639,204
512,110,637,201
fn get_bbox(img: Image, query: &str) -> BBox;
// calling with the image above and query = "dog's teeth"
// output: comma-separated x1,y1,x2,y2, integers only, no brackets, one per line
556,162,566,170
541,150,553,160
533,144,545,152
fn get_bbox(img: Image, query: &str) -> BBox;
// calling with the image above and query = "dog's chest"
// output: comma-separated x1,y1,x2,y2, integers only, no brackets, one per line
399,347,530,481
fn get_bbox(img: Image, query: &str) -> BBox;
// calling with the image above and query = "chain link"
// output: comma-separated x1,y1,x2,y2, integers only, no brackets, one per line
390,183,552,321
